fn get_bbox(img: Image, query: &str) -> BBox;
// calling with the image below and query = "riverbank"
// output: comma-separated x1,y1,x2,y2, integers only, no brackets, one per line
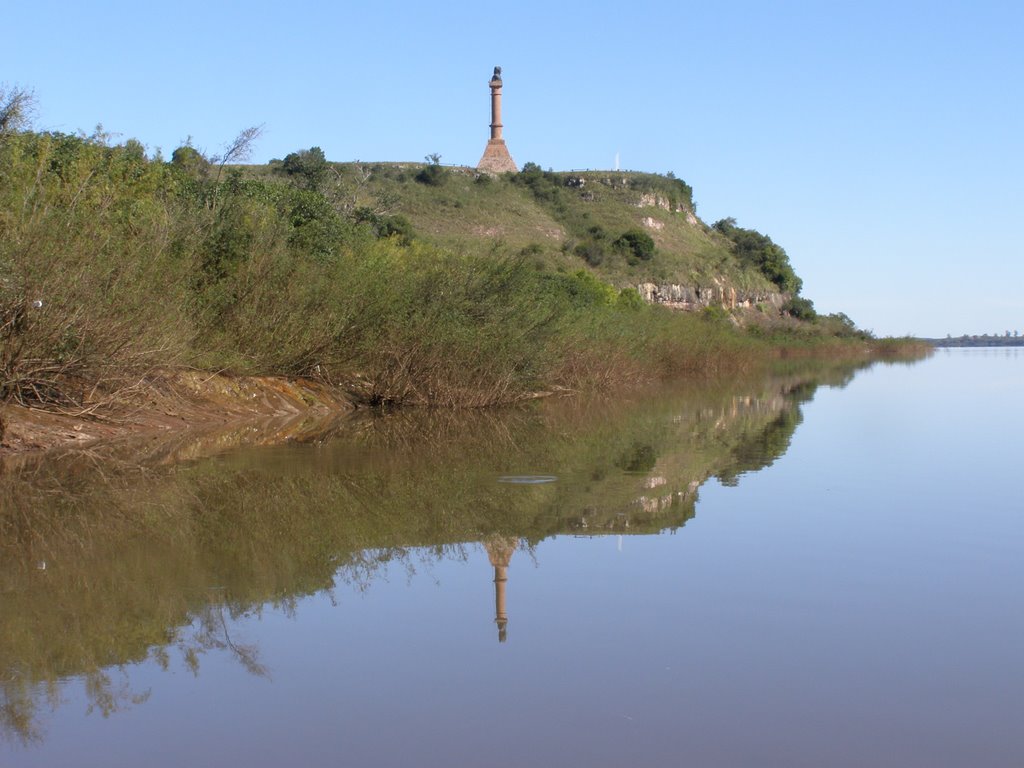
0,369,352,454
1,129,930,456
0,335,929,457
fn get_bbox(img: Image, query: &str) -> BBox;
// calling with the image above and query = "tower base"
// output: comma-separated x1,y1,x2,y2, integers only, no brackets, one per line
477,139,518,174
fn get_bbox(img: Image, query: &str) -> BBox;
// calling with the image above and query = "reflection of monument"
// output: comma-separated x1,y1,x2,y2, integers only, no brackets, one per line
484,537,517,642
477,66,518,174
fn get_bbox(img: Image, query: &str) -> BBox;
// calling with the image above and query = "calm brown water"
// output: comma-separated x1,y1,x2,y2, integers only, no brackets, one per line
2,349,1022,767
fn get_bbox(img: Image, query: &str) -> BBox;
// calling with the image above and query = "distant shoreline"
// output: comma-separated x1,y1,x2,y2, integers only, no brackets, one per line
925,337,1024,348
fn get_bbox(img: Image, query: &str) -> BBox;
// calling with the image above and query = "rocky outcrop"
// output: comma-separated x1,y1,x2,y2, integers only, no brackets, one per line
637,282,787,312
633,193,699,227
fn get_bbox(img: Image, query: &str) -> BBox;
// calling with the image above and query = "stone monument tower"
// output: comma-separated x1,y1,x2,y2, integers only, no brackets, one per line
477,66,518,174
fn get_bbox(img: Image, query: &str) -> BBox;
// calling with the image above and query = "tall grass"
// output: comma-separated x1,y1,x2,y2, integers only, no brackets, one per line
1,132,191,410
0,129,899,424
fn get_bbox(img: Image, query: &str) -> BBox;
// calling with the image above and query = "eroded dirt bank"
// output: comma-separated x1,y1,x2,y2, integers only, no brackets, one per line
0,369,355,456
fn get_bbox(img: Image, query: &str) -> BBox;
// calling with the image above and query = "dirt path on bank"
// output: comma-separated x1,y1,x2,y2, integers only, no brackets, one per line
0,369,355,456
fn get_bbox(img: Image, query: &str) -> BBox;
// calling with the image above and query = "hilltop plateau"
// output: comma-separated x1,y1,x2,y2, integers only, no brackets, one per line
245,156,798,314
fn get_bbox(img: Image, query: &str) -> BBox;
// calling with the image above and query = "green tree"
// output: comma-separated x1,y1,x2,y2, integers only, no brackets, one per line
613,229,656,264
783,296,817,321
280,146,329,191
713,218,802,294
415,153,447,186
171,143,209,177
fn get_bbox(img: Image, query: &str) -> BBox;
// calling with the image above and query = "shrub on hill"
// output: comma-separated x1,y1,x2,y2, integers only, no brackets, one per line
278,146,329,191
415,153,447,186
782,296,817,321
712,218,802,294
171,144,209,178
613,229,656,264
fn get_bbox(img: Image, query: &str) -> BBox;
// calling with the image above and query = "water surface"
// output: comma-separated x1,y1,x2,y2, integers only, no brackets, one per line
2,350,1021,766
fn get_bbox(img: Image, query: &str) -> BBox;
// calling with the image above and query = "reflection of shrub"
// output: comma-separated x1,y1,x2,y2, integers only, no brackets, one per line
616,442,657,473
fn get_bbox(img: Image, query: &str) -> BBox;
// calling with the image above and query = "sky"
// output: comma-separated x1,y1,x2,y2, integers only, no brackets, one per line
3,0,1022,337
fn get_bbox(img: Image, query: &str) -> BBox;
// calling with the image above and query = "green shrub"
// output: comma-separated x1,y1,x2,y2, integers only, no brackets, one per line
616,288,645,310
702,305,731,323
278,146,329,191
783,296,817,321
170,144,209,178
712,218,802,294
513,162,563,205
574,241,606,266
613,229,656,264
414,154,447,187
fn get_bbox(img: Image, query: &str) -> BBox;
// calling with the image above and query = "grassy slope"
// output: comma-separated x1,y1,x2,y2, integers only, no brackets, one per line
243,161,777,294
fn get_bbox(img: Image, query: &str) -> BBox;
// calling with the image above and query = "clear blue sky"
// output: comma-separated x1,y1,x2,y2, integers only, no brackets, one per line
4,0,1021,337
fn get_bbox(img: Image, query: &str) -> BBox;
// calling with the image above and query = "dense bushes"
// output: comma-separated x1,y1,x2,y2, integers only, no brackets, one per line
513,162,565,206
414,153,447,187
613,229,656,264
712,218,802,294
1,132,192,407
571,225,655,268
2,129,874,416
277,146,329,191
782,296,817,321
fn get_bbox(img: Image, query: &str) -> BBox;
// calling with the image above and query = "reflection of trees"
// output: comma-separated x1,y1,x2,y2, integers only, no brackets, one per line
715,381,816,486
716,408,802,486
186,602,270,680
0,364,862,744
1,678,50,746
2,668,149,747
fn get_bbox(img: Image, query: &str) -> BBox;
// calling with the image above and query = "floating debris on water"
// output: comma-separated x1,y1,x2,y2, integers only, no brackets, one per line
497,475,557,485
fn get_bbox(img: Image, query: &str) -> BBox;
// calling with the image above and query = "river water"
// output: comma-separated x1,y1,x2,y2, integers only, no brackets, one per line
2,349,1022,767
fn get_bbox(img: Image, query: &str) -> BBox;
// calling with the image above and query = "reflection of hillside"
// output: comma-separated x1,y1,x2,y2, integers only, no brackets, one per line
0,365,864,743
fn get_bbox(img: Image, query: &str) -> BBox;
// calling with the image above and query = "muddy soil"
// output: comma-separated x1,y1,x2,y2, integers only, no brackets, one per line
0,369,354,456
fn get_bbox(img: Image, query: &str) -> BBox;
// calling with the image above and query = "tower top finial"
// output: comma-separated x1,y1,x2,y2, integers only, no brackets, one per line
491,66,502,84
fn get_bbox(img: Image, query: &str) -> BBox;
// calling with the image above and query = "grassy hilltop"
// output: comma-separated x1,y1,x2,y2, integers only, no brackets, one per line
246,154,792,298
0,120,924,436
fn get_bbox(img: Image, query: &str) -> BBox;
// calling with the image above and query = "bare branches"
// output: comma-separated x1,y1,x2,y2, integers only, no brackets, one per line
209,124,265,206
211,124,264,171
0,85,35,135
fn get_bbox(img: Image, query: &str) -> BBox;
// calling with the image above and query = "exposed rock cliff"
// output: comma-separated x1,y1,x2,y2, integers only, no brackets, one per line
637,282,788,312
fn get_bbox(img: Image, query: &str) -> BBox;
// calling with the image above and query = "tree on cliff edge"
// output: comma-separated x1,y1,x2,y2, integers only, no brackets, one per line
712,218,803,295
